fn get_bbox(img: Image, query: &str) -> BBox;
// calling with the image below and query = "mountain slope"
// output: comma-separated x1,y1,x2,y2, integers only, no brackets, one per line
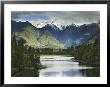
12,20,100,48
14,24,64,48
39,23,100,47
15,26,40,48
11,20,33,32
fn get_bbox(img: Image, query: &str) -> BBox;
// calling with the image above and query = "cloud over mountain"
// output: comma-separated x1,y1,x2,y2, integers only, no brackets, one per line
12,11,100,28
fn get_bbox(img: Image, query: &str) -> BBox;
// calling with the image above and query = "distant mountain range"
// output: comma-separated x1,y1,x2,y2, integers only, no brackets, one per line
11,20,100,48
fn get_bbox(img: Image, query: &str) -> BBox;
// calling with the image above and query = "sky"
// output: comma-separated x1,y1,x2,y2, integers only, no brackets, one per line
11,11,100,28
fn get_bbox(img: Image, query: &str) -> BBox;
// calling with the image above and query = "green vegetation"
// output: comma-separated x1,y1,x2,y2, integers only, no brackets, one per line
38,36,100,67
11,34,45,77
39,35,100,67
39,48,69,55
11,32,100,77
79,68,100,77
71,37,100,67
16,26,64,49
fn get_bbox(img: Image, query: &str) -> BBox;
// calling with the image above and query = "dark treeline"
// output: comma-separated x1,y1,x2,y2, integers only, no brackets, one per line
70,37,100,67
79,68,100,77
11,33,100,77
39,37,100,68
38,37,100,67
39,48,69,55
11,34,45,77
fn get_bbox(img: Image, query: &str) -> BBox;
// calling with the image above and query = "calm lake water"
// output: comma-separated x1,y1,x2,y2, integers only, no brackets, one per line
39,55,100,77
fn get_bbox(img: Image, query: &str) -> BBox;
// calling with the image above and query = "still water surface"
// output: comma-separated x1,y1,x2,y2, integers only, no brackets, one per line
39,55,99,77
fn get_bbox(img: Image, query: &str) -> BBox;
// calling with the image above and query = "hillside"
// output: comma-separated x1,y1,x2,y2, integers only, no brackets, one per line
12,20,100,48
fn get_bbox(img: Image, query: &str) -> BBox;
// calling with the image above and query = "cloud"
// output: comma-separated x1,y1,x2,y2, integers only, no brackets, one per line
83,32,90,36
74,38,84,45
11,11,100,28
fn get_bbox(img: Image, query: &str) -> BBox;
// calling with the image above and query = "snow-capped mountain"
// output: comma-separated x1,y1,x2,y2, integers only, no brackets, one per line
12,20,64,49
11,20,100,48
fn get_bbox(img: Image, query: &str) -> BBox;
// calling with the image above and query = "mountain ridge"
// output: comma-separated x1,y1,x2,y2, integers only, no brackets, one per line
11,20,100,48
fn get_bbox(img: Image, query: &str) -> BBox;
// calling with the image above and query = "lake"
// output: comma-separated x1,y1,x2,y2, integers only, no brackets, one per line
39,55,100,77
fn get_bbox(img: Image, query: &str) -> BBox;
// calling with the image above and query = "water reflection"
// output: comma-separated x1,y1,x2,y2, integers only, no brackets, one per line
79,68,100,77
39,55,100,77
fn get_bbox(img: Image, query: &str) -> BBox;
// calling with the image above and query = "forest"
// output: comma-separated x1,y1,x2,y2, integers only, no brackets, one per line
11,33,100,77
39,36,100,67
70,37,100,67
11,34,46,77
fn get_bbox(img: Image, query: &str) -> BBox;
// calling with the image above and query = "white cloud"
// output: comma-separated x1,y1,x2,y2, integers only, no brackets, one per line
74,38,84,45
12,11,100,28
30,19,49,28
